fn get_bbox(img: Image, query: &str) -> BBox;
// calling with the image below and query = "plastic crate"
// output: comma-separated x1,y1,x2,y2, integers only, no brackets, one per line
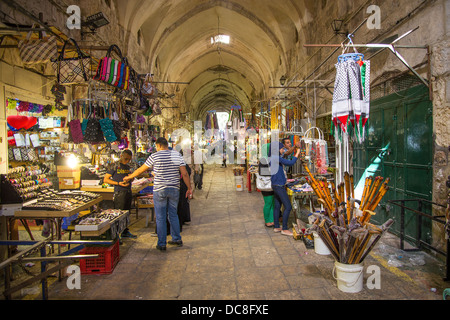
139,185,153,194
62,213,79,230
79,240,120,274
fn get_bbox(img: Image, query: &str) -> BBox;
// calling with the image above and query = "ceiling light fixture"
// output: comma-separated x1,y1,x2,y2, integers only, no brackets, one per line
81,12,109,39
331,19,348,36
211,34,230,45
279,75,287,86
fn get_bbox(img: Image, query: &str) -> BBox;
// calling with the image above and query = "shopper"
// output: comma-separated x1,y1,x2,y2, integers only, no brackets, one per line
269,142,301,236
194,145,206,190
221,141,227,168
177,162,192,228
259,143,274,227
104,149,137,239
280,137,296,159
123,137,193,251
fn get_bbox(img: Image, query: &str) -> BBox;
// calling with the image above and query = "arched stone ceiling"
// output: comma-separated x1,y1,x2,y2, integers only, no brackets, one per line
115,0,313,121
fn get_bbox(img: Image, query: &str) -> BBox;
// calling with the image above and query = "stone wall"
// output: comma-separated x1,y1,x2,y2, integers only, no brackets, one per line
286,0,449,253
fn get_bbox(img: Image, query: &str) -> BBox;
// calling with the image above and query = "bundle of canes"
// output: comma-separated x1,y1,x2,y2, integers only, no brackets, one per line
303,163,334,214
305,171,393,264
308,212,394,264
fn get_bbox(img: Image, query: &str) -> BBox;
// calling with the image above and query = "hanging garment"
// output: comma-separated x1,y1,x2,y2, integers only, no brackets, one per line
332,59,370,142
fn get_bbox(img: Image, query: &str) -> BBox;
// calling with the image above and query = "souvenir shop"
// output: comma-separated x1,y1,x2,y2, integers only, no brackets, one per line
243,46,398,275
0,35,163,284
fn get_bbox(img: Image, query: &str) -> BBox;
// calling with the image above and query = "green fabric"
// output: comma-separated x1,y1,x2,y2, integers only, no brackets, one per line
263,194,274,223
262,142,271,157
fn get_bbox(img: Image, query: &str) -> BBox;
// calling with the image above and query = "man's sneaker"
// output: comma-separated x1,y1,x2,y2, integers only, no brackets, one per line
156,245,166,251
168,240,183,247
121,230,137,238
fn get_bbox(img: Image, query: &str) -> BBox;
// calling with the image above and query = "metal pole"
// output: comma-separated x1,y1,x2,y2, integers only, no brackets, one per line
40,246,48,300
295,18,368,89
400,200,405,251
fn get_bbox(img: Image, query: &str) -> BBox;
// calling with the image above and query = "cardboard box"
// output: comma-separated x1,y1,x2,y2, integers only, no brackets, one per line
82,180,101,186
59,177,81,189
57,165,81,179
75,219,110,231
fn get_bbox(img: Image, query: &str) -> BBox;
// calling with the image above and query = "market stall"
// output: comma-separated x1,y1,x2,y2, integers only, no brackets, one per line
0,35,164,279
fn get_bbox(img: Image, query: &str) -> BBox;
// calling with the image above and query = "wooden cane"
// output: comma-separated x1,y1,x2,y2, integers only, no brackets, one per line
339,183,345,207
344,172,352,222
360,209,376,224
350,174,355,199
360,176,372,209
344,228,366,264
304,164,329,207
331,225,347,263
319,219,339,256
322,178,334,211
368,179,390,211
358,219,394,263
362,176,383,211
348,228,368,264
331,181,340,206
352,231,379,264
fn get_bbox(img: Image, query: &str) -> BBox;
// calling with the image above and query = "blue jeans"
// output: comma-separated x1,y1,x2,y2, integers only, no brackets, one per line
272,185,292,230
153,187,181,247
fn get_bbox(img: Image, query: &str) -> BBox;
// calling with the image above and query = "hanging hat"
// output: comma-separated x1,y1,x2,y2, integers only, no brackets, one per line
7,115,29,130
23,116,38,130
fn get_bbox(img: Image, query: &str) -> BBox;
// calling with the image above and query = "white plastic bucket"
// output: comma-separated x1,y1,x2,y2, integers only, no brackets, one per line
313,232,331,255
332,261,364,293
235,176,243,191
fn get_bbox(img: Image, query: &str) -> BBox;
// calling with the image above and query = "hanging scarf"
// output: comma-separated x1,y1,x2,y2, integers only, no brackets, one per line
332,58,370,143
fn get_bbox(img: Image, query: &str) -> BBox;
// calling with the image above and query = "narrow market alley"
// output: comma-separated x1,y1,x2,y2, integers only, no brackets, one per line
10,165,445,301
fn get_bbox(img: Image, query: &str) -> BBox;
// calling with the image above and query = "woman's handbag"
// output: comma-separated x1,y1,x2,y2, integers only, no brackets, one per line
150,99,162,115
51,38,91,84
18,26,58,64
67,104,84,143
93,45,130,89
99,118,117,142
256,173,272,191
141,74,156,97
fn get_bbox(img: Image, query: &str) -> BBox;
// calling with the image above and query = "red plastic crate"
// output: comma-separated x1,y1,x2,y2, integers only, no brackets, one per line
79,240,120,275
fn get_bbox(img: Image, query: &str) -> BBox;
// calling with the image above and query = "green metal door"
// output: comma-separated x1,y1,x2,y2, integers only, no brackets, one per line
353,85,433,244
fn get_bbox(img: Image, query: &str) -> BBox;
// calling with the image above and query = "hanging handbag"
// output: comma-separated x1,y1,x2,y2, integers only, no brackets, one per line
67,103,84,143
13,148,22,161
8,148,14,162
142,74,156,97
18,26,58,64
51,38,91,84
93,45,130,89
151,99,162,115
27,148,39,162
256,173,272,192
99,103,117,142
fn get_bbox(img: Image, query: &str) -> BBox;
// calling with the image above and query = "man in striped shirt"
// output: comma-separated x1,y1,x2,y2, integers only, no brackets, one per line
123,137,193,251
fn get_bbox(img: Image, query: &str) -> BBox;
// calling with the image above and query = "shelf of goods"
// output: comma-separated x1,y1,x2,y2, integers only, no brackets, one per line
0,165,53,206
14,190,103,218
75,209,130,238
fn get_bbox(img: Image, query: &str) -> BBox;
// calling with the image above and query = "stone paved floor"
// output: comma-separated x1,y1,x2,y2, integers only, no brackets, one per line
2,165,449,301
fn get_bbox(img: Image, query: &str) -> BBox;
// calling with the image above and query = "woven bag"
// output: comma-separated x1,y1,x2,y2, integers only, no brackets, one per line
51,38,91,84
18,27,58,64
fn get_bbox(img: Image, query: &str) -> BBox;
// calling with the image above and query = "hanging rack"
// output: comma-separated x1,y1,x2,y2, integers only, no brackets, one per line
304,26,429,88
337,34,365,63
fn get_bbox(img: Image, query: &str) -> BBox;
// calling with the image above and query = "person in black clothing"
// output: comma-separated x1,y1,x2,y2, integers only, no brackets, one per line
104,149,137,238
178,163,191,227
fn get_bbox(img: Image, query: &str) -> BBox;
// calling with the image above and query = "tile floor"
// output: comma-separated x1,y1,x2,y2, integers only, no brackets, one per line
2,164,449,301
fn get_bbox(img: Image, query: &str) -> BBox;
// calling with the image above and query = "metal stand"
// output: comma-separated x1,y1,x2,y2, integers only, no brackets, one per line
0,239,113,300
388,199,449,281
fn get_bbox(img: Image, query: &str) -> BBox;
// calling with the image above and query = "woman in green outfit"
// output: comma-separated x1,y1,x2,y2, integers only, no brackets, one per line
262,190,274,227
260,143,274,227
